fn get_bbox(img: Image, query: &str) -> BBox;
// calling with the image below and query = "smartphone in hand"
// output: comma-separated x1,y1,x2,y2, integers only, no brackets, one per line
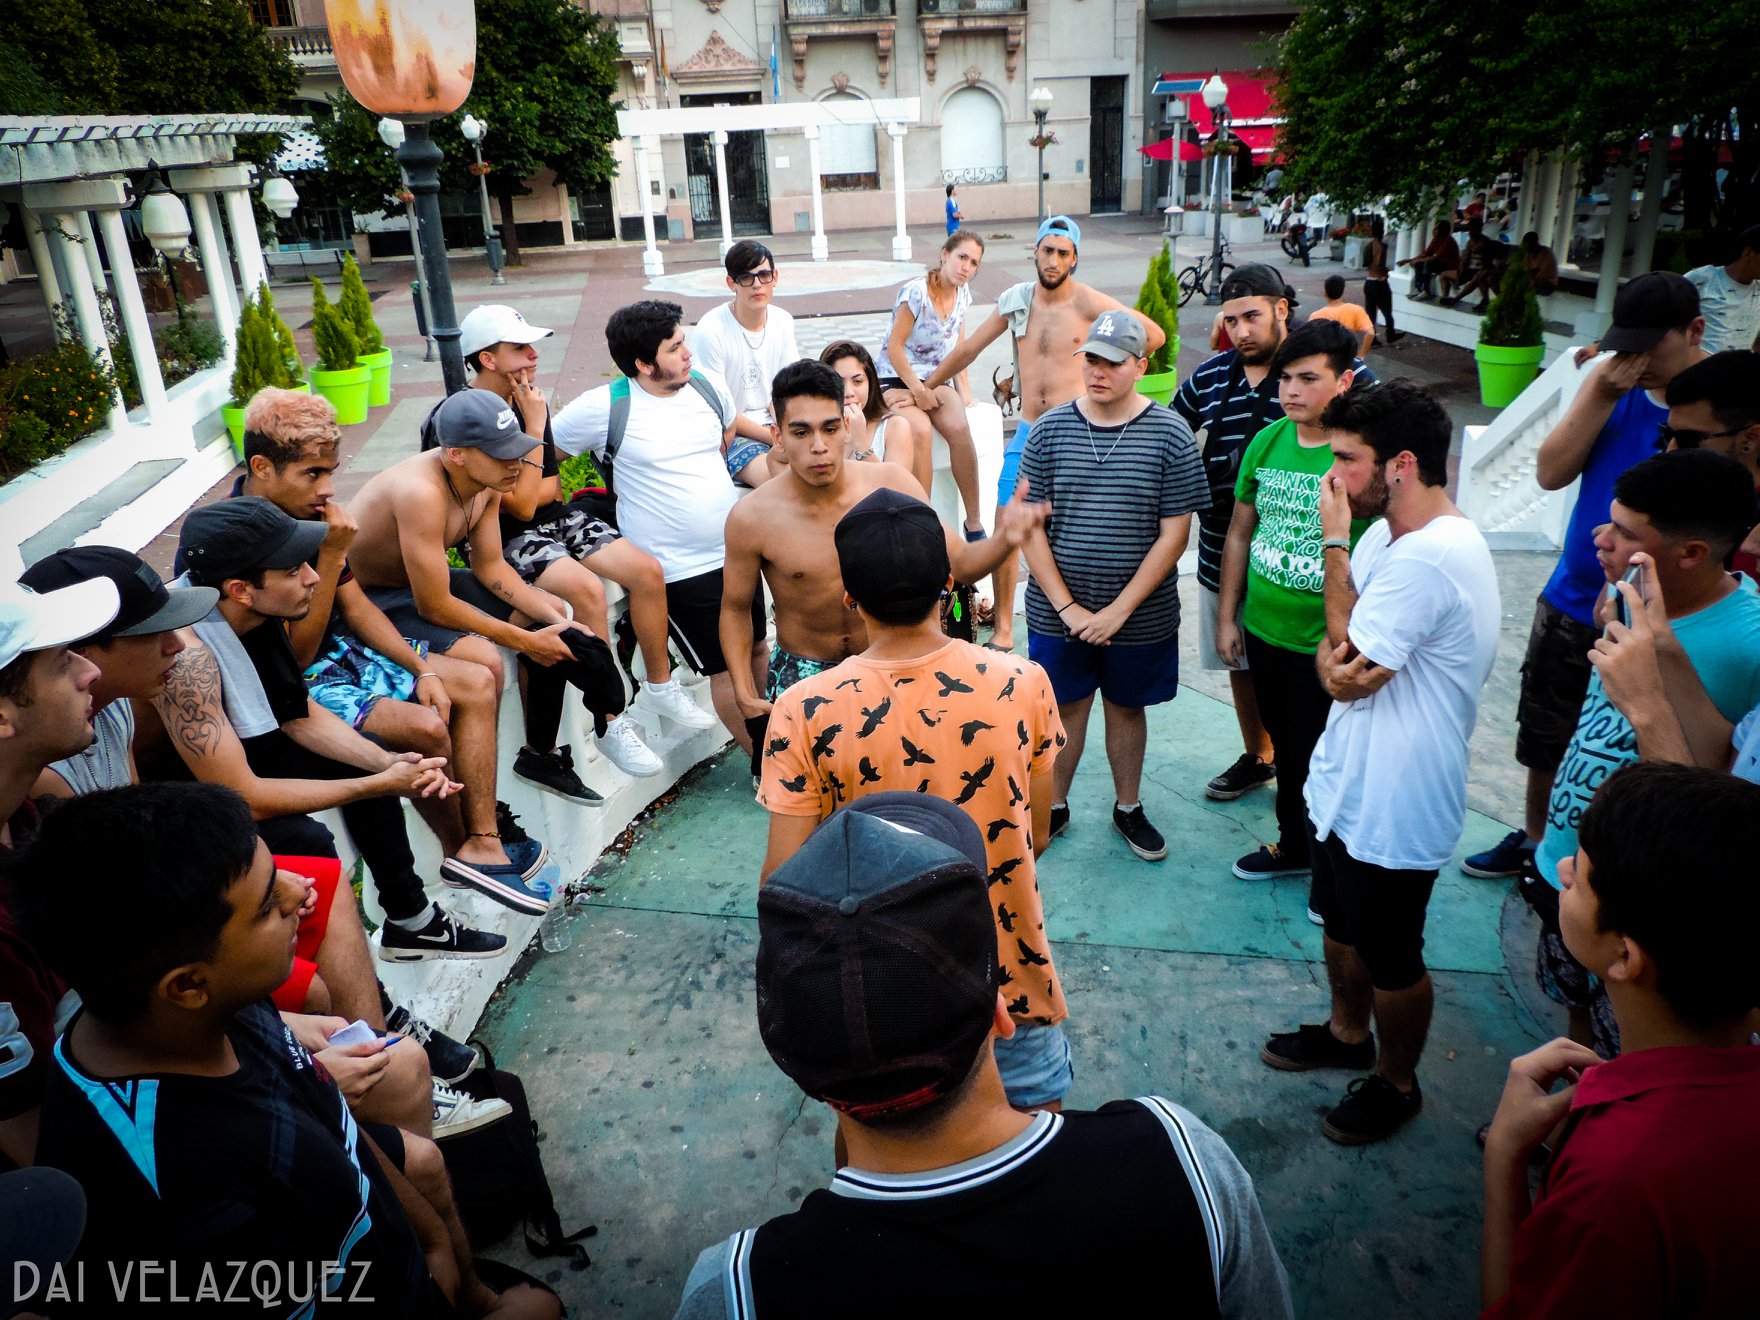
1614,562,1646,628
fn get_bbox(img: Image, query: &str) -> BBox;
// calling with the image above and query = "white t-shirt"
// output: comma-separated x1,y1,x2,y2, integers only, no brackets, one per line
1685,264,1760,354
689,302,801,426
552,377,738,582
875,277,971,381
1305,515,1501,871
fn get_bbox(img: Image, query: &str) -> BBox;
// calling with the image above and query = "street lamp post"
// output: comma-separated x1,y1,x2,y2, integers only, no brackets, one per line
1165,94,1186,213
377,116,436,362
460,114,507,287
1029,86,1053,223
323,0,476,394
1201,73,1231,306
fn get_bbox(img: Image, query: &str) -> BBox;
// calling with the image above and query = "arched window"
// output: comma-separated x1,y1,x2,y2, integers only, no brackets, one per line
818,92,878,191
939,87,1006,185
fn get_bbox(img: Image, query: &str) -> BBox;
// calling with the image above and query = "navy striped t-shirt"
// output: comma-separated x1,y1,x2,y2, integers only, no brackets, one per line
1020,399,1208,646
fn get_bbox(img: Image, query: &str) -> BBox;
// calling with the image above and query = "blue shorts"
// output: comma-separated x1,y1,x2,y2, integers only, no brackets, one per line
304,633,430,730
997,419,1032,505
1028,629,1180,709
993,1022,1073,1108
726,439,772,484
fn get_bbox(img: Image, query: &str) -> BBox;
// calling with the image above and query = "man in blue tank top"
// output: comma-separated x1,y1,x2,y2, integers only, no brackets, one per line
1463,274,1707,881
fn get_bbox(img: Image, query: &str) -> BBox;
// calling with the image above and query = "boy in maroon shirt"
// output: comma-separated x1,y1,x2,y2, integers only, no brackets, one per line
1481,762,1760,1318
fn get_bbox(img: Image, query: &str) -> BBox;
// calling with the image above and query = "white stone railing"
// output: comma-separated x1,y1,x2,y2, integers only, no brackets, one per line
1458,349,1591,549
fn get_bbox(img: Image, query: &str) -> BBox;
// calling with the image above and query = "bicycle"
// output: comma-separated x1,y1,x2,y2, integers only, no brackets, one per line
1176,237,1234,306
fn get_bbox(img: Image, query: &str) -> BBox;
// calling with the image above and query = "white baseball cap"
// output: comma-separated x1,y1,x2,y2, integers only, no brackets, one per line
458,304,554,359
0,577,122,674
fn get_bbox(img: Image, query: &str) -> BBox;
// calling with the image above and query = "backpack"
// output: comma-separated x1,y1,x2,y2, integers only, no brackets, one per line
598,372,734,498
441,1042,597,1270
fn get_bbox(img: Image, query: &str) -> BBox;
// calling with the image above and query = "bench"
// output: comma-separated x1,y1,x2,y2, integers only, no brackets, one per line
266,248,345,282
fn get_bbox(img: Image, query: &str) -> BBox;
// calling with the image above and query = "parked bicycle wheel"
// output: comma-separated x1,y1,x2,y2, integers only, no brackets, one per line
1177,265,1205,306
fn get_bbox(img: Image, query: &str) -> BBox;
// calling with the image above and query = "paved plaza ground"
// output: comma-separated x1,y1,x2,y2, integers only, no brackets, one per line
16,213,1569,1315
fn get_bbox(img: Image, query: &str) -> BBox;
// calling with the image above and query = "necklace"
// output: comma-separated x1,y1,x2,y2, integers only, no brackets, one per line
737,314,768,351
1081,402,1132,465
442,467,471,515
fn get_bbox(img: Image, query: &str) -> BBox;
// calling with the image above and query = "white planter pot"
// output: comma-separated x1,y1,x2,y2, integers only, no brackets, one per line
1221,214,1262,244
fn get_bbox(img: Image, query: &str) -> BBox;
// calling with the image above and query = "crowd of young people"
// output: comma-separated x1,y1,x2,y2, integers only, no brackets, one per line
4,229,1757,1317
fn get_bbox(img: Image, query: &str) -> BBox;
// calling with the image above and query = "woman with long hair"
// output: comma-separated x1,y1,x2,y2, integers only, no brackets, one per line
875,229,986,536
819,339,919,478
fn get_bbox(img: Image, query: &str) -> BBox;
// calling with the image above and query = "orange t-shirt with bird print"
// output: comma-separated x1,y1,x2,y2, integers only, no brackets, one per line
759,637,1069,1027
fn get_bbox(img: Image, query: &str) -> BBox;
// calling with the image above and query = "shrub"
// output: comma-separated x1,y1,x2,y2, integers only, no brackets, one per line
229,295,282,405
156,316,224,388
310,279,360,373
257,283,305,387
0,341,120,480
338,255,385,356
1480,254,1544,348
1135,245,1180,375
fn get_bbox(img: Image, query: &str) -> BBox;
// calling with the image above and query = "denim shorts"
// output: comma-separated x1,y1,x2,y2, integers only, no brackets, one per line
993,1022,1073,1108
997,419,1032,505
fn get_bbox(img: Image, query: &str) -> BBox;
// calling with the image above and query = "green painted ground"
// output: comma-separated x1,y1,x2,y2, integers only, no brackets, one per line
478,685,1549,1318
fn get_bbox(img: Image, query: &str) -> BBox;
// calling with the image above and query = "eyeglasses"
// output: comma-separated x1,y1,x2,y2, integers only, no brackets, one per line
732,268,778,287
1657,422,1748,451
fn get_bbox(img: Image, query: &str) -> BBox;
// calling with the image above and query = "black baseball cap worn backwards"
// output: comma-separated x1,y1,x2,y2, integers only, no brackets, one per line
756,793,999,1120
19,546,216,639
834,487,950,614
178,496,328,588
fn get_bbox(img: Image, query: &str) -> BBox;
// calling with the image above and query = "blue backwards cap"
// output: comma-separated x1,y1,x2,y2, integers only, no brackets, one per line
1036,215,1081,252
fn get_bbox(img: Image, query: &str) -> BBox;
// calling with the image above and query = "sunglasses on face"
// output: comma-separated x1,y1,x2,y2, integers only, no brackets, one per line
732,268,777,287
1657,422,1748,451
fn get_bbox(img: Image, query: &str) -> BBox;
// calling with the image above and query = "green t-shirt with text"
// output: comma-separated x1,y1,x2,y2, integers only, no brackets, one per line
1234,416,1368,653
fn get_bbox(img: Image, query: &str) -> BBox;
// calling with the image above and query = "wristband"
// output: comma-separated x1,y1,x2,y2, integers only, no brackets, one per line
1322,537,1352,552
1056,601,1076,615
416,671,439,681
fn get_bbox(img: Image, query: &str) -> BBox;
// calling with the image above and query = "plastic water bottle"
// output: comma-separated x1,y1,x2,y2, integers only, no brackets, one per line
534,864,574,953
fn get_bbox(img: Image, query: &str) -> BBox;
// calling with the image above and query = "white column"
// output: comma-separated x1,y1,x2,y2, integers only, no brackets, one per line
73,212,109,301
1514,153,1540,239
556,181,578,248
95,208,169,422
1550,159,1579,263
634,135,664,276
186,192,239,356
1532,152,1563,256
21,206,64,316
1593,159,1638,318
888,122,911,262
711,128,735,256
222,187,268,297
50,213,127,432
803,126,828,262
1629,127,1669,274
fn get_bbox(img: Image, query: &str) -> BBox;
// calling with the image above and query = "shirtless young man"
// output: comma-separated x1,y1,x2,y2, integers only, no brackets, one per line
348,389,627,807
720,360,1044,732
919,216,1165,651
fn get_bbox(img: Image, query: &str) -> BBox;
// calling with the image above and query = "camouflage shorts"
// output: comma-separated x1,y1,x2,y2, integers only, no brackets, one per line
504,507,621,584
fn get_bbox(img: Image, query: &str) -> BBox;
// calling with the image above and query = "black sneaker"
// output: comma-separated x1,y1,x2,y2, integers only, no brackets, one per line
1260,1021,1377,1072
1323,1074,1422,1145
1206,752,1275,801
1047,803,1070,842
378,908,509,963
1386,329,1406,343
514,745,603,805
386,1004,481,1084
1112,804,1167,862
1233,844,1310,880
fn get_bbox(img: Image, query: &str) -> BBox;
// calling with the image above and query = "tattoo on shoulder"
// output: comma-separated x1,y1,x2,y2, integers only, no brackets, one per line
155,644,225,759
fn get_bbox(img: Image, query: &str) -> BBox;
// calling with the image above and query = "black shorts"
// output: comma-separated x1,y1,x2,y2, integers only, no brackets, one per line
1515,595,1598,772
1307,823,1438,992
363,568,516,654
359,1120,406,1172
878,376,908,395
665,569,764,677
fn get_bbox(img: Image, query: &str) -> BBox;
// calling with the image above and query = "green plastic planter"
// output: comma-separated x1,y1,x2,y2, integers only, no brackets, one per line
222,402,247,460
361,349,393,407
1134,334,1182,405
1474,342,1544,408
311,364,371,425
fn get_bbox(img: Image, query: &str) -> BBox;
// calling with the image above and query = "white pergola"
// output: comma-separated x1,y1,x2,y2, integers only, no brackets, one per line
615,98,921,275
0,114,308,573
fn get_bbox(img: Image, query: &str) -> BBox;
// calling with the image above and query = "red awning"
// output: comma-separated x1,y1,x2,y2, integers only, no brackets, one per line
1151,69,1282,157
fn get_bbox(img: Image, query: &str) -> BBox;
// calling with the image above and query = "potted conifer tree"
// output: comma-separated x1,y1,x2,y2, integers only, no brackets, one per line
308,280,369,424
1474,252,1546,407
256,282,307,394
223,294,280,458
338,255,391,407
1133,240,1183,405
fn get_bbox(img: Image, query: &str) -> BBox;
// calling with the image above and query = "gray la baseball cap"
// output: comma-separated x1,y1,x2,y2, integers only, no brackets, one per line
433,387,537,460
1075,310,1148,363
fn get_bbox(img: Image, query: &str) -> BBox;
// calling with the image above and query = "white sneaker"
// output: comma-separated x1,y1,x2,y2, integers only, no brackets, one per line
431,1081,512,1141
636,676,716,730
597,715,664,777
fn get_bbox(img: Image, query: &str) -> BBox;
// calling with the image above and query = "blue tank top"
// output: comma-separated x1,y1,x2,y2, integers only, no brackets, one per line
1541,387,1666,625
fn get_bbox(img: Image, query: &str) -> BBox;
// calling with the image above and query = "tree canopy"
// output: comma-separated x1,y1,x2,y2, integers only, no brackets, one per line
312,0,623,265
1272,0,1759,249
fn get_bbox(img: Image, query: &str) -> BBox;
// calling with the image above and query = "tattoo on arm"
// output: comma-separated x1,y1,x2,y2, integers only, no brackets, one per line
154,646,224,760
